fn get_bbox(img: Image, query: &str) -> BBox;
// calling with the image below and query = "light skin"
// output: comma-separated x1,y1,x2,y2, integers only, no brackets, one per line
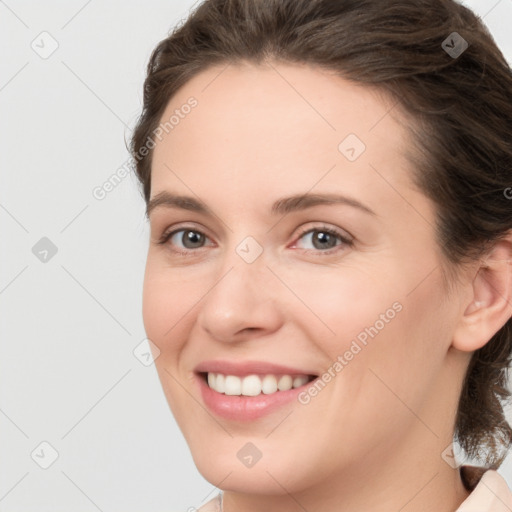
142,60,512,511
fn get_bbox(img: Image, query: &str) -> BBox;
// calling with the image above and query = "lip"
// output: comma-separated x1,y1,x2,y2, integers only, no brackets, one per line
195,372,317,422
194,359,318,377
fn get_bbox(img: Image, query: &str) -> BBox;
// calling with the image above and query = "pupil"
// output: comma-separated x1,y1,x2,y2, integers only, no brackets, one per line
184,230,204,248
314,231,335,249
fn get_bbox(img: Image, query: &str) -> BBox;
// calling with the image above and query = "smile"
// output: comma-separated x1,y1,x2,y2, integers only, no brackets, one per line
203,372,316,396
193,360,320,421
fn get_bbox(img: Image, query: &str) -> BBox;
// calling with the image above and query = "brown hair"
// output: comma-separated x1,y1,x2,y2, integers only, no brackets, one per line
130,0,512,468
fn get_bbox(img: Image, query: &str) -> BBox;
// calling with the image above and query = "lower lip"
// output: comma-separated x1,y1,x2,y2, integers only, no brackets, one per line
196,373,315,422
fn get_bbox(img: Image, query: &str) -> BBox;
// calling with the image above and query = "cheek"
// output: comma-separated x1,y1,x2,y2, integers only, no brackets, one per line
141,259,204,423
282,264,398,354
141,257,194,353
297,261,447,413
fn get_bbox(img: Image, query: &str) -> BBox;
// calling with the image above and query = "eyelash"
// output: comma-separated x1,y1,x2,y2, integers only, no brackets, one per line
156,224,354,257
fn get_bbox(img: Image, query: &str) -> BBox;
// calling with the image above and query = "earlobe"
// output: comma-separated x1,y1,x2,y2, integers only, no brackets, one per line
452,236,512,353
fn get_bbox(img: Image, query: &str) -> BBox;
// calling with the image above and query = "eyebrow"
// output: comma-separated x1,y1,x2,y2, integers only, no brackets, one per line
146,191,376,218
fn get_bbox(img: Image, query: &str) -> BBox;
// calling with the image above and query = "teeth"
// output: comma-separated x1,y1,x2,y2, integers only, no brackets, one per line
206,373,311,396
261,374,278,394
277,375,293,391
215,373,225,393
241,375,261,396
224,375,242,395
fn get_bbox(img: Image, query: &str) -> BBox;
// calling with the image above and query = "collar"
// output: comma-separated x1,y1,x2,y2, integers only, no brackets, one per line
457,465,512,511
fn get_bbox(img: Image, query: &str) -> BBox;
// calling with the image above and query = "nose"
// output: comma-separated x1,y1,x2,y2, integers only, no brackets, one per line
197,252,284,343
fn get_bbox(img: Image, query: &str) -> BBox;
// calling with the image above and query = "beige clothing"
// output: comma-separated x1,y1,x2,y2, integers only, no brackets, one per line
456,465,512,511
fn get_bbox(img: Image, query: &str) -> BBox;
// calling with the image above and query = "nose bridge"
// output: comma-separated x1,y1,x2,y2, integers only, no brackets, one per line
216,230,268,286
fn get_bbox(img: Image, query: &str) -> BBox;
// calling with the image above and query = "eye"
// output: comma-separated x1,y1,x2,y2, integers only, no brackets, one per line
292,225,353,254
156,224,353,256
157,227,213,255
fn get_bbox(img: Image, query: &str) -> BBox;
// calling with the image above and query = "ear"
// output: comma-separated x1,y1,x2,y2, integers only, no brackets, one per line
452,232,512,352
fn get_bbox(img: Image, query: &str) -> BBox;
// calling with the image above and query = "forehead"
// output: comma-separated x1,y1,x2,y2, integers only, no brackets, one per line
150,60,418,212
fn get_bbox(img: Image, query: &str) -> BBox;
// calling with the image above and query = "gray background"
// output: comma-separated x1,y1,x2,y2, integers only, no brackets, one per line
1,1,512,511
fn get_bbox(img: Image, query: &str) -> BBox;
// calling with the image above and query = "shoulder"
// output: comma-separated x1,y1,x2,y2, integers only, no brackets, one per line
457,465,512,511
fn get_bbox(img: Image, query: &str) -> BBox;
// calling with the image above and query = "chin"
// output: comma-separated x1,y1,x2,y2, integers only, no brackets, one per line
189,439,317,496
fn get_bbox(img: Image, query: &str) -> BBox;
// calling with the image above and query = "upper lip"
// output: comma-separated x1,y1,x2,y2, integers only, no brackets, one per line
194,360,318,377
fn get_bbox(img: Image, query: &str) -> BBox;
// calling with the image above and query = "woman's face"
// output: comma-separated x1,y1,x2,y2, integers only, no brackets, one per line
143,61,468,496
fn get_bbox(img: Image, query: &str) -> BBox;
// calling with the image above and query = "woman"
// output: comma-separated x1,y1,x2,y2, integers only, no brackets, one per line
130,0,512,510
